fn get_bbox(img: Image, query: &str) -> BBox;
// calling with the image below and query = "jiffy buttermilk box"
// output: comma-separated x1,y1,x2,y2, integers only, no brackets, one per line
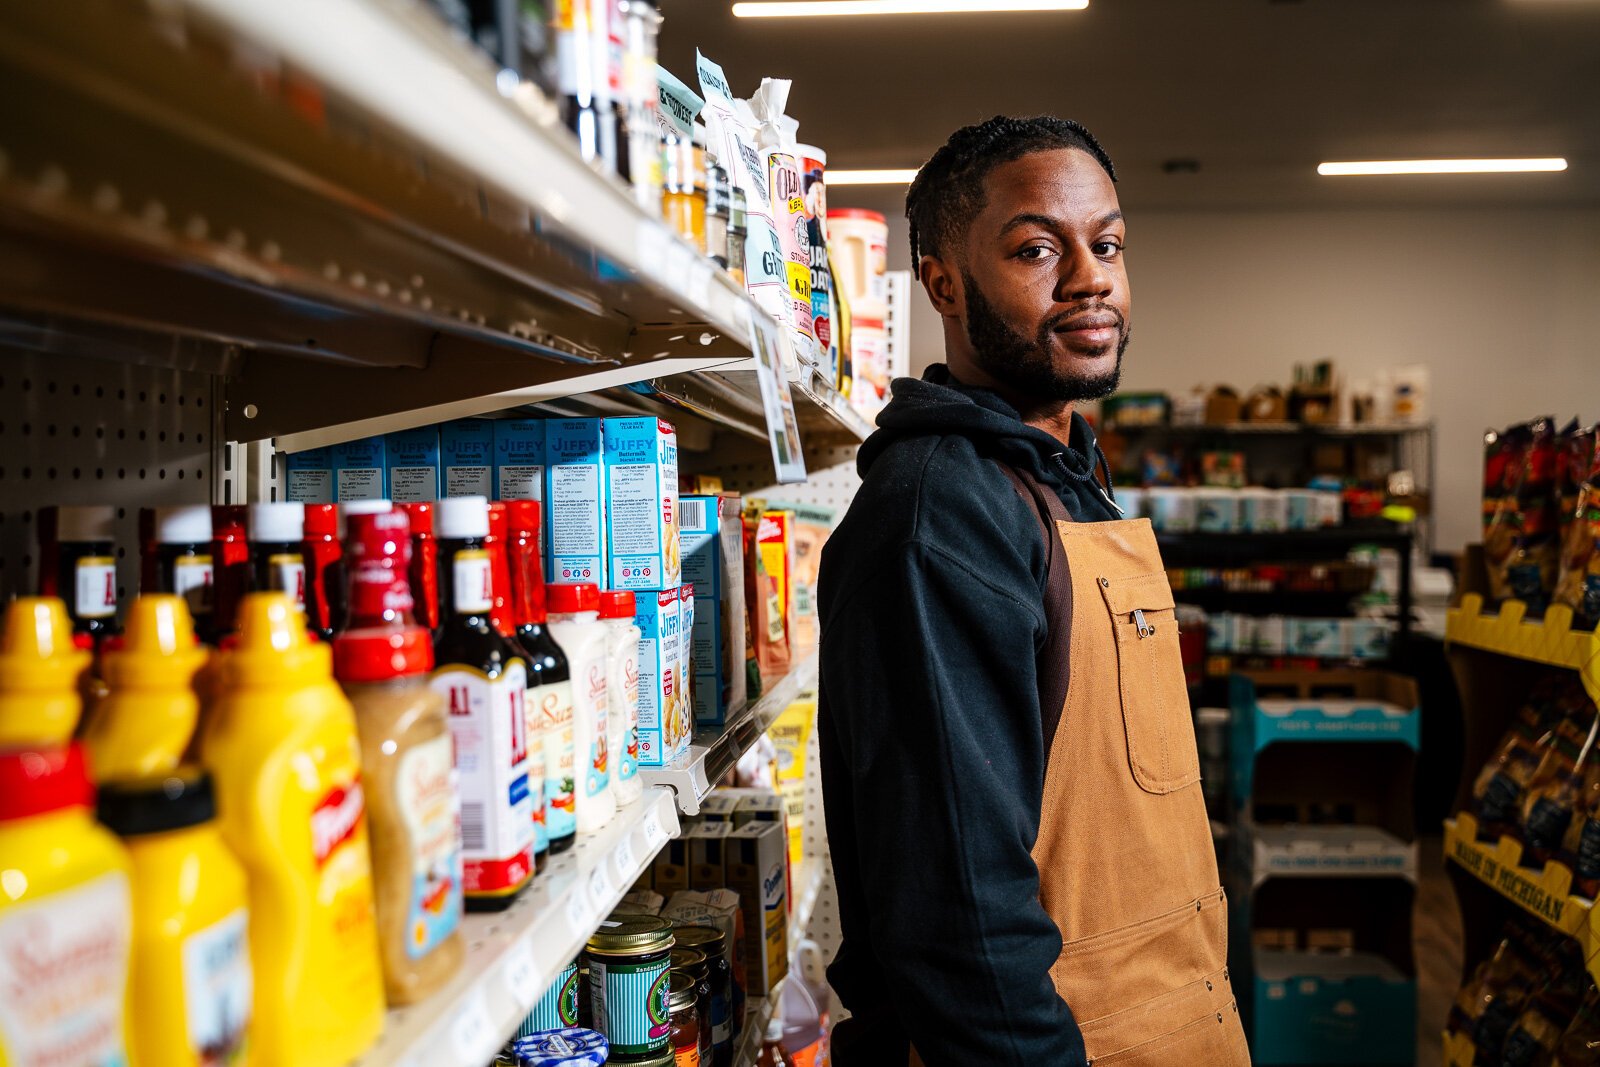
384,426,440,503
545,419,606,584
680,495,747,726
635,587,684,767
602,417,679,591
439,418,494,499
679,584,697,745
333,438,386,502
493,418,546,503
285,447,334,504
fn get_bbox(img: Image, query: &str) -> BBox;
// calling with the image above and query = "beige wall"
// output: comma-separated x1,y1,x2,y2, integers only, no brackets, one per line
831,189,1600,553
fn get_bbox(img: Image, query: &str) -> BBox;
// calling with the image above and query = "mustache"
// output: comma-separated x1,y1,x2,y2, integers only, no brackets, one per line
1041,302,1126,333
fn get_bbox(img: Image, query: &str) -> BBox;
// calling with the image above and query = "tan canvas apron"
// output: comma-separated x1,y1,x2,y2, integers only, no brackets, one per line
912,498,1251,1066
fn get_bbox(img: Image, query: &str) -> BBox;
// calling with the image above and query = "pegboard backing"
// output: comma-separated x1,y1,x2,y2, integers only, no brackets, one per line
0,347,219,602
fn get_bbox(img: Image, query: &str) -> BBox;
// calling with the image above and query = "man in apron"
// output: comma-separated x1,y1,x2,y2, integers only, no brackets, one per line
818,116,1251,1066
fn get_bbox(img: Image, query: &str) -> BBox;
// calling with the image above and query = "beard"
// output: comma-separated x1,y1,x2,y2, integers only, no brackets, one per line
963,270,1128,403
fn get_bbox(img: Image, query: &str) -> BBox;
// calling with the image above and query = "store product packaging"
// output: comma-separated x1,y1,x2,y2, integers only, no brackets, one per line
332,438,386,502
656,64,704,140
619,889,665,916
681,494,749,727
1253,615,1288,655
698,793,743,823
1240,489,1288,533
384,427,440,503
493,418,546,503
743,512,791,676
749,78,815,373
767,695,815,872
1146,487,1197,533
687,820,733,891
1207,612,1236,655
1283,489,1318,531
439,418,495,498
285,447,335,504
635,587,685,767
603,417,680,591
545,418,607,585
757,509,799,651
1286,617,1347,658
1346,618,1396,661
726,790,786,828
755,501,834,650
726,821,789,995
662,887,747,1019
652,835,691,894
1195,489,1242,534
797,144,834,380
679,583,696,751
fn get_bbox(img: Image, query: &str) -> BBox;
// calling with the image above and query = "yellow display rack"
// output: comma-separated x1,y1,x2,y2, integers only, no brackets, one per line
1442,1029,1475,1067
1443,812,1600,985
1445,594,1600,706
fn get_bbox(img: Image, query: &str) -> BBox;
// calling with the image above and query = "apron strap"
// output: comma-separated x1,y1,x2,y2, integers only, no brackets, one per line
992,462,1073,753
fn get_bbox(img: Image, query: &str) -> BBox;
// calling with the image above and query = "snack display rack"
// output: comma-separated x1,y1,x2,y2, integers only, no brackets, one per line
1441,595,1600,1012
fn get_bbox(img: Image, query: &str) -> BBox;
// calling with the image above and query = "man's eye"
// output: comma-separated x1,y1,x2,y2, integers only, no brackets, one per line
1018,245,1054,260
1093,241,1124,257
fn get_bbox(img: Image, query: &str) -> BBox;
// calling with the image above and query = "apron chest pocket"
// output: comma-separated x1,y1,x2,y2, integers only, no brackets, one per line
1098,571,1202,795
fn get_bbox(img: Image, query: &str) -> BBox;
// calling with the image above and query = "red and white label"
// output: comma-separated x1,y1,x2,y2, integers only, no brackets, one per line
74,557,117,619
312,779,366,867
452,550,493,615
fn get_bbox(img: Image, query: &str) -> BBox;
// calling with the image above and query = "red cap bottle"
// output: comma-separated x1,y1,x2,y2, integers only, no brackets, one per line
402,503,440,634
332,509,433,682
485,503,515,640
302,504,345,641
546,583,601,616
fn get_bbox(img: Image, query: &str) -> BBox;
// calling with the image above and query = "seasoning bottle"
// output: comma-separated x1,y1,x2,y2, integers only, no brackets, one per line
334,506,465,1004
597,0,627,179
673,925,734,1066
211,505,252,638
51,505,120,643
431,496,536,908
0,746,133,1067
83,594,207,781
548,582,615,834
508,500,573,866
668,968,703,1066
487,501,517,639
403,501,442,634
671,946,713,1065
586,915,674,1062
727,188,748,286
552,0,600,162
98,768,252,1067
148,505,218,644
0,596,91,746
706,164,731,271
598,589,643,807
248,501,308,613
303,503,346,641
621,0,663,213
663,126,707,254
202,592,386,1066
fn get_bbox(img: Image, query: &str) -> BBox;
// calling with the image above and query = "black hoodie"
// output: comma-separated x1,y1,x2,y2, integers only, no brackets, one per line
818,364,1119,1067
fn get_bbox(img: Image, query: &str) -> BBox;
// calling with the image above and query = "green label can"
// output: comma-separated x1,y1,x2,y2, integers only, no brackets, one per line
589,953,671,1060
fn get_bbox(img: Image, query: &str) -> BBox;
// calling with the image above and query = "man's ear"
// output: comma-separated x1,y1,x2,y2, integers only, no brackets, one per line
919,254,962,317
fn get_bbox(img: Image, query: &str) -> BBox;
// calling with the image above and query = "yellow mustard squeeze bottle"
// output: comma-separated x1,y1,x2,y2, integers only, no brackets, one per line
98,768,251,1067
83,594,208,781
0,597,91,746
0,745,134,1066
201,592,385,1066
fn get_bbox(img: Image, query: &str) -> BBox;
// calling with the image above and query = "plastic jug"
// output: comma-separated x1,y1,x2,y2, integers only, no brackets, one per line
83,594,208,780
0,596,91,746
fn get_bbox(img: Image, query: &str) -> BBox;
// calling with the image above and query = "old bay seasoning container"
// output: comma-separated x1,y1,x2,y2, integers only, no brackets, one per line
586,915,675,1061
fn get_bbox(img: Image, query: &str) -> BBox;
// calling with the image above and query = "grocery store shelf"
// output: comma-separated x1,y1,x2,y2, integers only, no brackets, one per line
1110,422,1432,437
1157,526,1413,555
357,788,681,1067
1446,595,1600,705
641,652,819,816
1241,823,1418,886
0,0,883,455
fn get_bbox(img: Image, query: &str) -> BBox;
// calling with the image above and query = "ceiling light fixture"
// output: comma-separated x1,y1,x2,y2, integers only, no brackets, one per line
1317,157,1568,176
826,168,920,185
732,0,1088,18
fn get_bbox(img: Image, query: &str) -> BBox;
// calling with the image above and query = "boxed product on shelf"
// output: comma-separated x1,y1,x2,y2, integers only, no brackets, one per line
545,418,607,585
652,835,691,894
634,587,685,767
1347,618,1396,661
332,437,386,501
698,793,743,822
285,446,335,503
1444,916,1594,1066
745,512,791,676
603,417,680,591
687,820,734,891
726,820,789,994
680,583,696,734
384,426,440,503
1101,391,1169,428
439,418,495,498
757,501,836,650
1195,488,1242,533
767,695,815,872
620,889,665,915
1286,617,1348,658
681,494,748,727
492,418,546,503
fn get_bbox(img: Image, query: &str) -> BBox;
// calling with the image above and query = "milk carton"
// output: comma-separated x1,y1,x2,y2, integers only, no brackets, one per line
439,419,495,498
285,447,334,504
602,417,679,591
635,587,684,767
546,419,607,585
333,438,386,502
385,427,440,503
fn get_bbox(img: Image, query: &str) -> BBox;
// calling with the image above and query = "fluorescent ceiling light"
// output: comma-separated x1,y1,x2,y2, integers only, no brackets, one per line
733,1,1088,18
1317,157,1568,176
826,168,920,185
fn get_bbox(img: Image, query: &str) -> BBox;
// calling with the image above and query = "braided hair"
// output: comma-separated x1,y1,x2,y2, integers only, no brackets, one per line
906,115,1117,280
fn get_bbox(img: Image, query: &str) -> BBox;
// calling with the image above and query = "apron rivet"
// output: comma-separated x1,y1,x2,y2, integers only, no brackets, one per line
1216,1013,1223,1023
1196,901,1202,911
1206,981,1213,991
1098,576,1109,587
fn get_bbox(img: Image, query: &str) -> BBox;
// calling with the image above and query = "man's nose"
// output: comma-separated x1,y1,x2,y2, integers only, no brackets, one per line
1057,246,1113,303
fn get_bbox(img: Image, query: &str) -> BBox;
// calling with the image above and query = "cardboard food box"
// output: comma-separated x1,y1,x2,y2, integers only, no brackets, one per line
385,427,441,503
1204,385,1242,425
697,793,743,823
619,889,665,915
662,889,746,1016
285,447,335,504
652,836,691,895
635,587,685,767
603,417,680,591
333,438,386,502
681,495,749,727
439,418,495,499
756,502,835,651
744,513,791,677
493,418,547,502
686,820,733,891
679,584,696,755
1243,386,1289,423
725,821,789,995
1286,617,1347,658
545,418,607,585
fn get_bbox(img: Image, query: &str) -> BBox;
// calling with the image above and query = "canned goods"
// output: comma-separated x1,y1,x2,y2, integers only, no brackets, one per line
510,1026,608,1066
520,958,581,1037
586,915,674,1061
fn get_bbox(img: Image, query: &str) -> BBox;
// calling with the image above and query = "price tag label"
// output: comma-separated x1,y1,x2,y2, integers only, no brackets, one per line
613,836,637,879
565,886,596,940
504,940,541,1010
587,863,615,912
636,223,667,281
450,992,496,1061
642,807,669,852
